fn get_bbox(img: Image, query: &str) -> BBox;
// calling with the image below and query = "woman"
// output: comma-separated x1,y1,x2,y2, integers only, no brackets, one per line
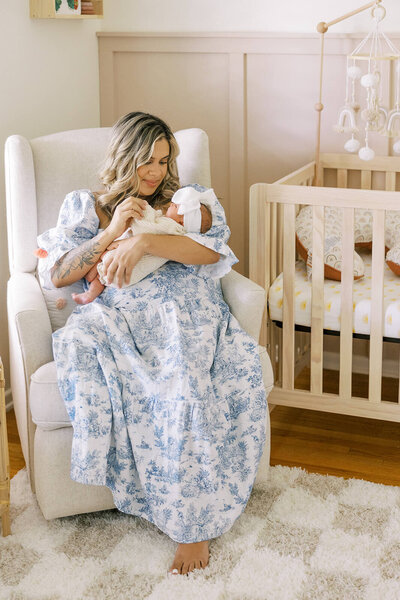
38,112,268,576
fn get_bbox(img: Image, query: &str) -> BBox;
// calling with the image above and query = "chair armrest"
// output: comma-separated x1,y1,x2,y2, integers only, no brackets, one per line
8,273,53,382
7,272,53,487
220,270,267,342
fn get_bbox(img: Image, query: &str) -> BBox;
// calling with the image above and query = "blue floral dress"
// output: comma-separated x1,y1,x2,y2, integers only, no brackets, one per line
37,185,267,543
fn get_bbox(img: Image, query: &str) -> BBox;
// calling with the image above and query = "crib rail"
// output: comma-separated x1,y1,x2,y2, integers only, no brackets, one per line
249,154,400,422
320,153,400,174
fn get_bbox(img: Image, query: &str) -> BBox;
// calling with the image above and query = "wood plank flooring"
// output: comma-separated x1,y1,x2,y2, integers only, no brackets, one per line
270,367,400,486
6,367,400,486
270,405,400,485
7,409,25,478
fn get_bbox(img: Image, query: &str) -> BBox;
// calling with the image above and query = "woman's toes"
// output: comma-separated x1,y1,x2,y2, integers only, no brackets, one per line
188,561,195,573
181,562,189,576
168,562,183,575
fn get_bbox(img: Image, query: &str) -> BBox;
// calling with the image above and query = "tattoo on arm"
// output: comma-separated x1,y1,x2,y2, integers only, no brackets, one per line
51,237,104,282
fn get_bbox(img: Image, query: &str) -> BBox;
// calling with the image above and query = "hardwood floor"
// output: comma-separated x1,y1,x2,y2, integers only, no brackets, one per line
7,409,25,478
270,406,400,486
270,367,400,486
6,368,400,486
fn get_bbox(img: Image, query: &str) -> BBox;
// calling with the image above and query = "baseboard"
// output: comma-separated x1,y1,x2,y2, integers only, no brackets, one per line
324,352,399,379
5,388,13,412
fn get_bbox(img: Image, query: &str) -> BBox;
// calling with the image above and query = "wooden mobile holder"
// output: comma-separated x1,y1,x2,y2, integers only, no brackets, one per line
314,0,384,186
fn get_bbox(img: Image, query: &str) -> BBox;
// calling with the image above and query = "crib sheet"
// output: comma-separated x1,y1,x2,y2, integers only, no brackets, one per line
269,254,400,338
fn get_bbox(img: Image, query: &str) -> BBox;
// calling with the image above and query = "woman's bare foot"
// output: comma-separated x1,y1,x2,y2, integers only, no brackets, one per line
168,540,209,575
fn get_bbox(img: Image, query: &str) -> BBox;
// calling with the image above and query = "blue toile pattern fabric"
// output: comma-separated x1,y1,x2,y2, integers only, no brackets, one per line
37,187,268,543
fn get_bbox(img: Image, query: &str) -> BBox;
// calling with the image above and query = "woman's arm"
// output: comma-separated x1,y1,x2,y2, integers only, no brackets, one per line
103,234,219,288
50,229,117,288
50,195,148,288
142,234,219,264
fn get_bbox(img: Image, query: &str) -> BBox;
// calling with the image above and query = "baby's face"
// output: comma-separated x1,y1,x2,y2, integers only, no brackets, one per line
165,202,184,225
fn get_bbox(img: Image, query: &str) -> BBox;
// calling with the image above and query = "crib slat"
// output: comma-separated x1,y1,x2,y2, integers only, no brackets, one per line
271,203,277,283
310,205,324,395
264,203,271,292
339,208,354,400
282,204,296,390
368,210,385,404
337,169,348,188
361,171,372,190
386,172,396,191
262,202,270,350
315,163,324,187
277,204,283,275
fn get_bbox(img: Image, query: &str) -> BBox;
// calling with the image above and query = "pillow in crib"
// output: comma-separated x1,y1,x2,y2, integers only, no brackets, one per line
296,206,365,280
36,255,84,332
296,206,400,280
384,211,400,276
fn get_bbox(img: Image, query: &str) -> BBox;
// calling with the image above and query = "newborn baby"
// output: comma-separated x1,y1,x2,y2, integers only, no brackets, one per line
72,187,214,304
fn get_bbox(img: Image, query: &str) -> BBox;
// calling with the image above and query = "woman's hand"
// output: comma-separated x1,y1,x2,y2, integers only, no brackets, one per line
102,235,147,288
106,196,148,239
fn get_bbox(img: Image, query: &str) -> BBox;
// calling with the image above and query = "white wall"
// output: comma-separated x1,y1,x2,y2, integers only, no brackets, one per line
101,0,400,33
0,3,100,390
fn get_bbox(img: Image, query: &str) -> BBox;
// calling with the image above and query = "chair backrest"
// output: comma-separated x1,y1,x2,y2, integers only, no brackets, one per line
5,126,211,275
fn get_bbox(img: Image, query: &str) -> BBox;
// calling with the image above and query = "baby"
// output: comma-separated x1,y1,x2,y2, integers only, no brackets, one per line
71,187,214,304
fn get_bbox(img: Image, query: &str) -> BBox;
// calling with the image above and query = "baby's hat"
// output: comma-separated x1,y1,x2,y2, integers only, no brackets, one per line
172,187,216,233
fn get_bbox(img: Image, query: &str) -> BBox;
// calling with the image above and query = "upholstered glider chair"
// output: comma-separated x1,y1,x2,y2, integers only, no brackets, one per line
5,127,273,520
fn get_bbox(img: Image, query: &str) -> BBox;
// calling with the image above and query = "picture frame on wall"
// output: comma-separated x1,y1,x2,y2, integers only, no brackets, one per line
55,0,81,15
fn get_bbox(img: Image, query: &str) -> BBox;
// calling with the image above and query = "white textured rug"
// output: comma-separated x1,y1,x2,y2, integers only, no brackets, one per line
2,467,400,600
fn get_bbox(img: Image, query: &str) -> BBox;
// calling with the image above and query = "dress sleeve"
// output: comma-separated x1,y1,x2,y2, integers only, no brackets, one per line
37,190,100,288
182,184,238,279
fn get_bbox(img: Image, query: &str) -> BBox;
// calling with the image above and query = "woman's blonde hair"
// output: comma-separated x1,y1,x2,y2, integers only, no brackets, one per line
97,112,180,219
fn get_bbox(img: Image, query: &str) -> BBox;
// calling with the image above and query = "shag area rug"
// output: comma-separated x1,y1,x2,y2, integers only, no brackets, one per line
2,467,400,600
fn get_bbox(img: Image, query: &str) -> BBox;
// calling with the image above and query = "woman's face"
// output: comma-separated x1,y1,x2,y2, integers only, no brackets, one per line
136,137,170,197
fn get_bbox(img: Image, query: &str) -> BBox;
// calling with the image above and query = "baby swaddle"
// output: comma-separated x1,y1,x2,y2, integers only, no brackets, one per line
97,205,186,287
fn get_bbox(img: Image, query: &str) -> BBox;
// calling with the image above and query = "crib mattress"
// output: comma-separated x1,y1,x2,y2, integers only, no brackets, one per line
269,254,400,339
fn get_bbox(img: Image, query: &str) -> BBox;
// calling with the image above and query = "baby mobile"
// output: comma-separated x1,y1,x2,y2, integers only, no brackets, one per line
315,0,400,183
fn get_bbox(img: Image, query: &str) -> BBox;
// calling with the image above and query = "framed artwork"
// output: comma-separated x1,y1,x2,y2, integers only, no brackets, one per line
55,0,81,15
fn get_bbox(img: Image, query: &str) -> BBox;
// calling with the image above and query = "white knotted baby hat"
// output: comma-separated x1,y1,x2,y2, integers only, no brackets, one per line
172,187,216,232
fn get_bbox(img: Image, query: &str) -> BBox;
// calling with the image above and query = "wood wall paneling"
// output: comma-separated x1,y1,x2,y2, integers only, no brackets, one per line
98,33,400,275
113,50,232,244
